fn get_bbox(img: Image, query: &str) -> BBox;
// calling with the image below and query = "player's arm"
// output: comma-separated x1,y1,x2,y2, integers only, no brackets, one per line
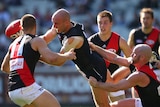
1,51,10,74
119,37,132,57
89,71,147,92
40,26,57,44
32,37,76,66
89,42,132,67
127,29,136,50
109,66,131,83
60,36,83,53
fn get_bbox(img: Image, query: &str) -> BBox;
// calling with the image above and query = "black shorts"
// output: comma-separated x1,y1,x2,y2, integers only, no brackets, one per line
79,52,107,82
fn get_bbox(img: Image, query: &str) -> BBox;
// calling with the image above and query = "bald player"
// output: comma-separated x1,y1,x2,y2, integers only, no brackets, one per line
89,44,160,107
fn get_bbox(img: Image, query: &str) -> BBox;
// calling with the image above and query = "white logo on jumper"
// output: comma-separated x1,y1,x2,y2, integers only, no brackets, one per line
10,58,24,71
146,40,154,45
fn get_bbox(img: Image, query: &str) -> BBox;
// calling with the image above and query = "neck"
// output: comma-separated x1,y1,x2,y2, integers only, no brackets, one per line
99,31,112,41
141,26,153,34
24,30,36,35
135,62,148,69
63,22,73,33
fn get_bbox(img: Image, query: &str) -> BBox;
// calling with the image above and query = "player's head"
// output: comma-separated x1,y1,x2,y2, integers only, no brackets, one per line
21,14,36,34
131,44,152,65
97,10,113,34
5,19,23,39
139,8,154,28
97,10,113,22
51,8,70,33
140,8,154,19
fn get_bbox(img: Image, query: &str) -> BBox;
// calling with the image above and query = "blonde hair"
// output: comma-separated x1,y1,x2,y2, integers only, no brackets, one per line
97,10,113,22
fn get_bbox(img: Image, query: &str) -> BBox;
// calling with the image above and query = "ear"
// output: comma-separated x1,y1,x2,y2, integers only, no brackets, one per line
140,55,146,62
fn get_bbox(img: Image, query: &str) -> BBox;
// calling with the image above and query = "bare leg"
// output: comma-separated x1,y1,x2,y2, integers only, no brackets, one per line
78,70,110,107
31,90,61,107
90,86,110,107
107,68,126,102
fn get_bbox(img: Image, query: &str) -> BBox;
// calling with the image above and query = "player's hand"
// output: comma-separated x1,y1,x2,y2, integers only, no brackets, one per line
88,42,96,51
65,48,76,60
126,57,133,65
88,76,98,87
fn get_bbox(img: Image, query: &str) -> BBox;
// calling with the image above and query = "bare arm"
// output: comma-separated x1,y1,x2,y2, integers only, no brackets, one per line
1,28,57,73
40,26,57,44
89,72,148,92
119,37,132,57
1,51,10,74
32,37,76,66
109,36,134,82
89,42,132,67
110,66,131,83
127,29,136,50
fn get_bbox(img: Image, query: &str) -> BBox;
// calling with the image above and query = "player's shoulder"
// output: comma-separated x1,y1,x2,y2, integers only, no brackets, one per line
88,33,99,41
130,28,137,34
152,27,160,33
29,35,46,47
129,28,140,38
69,36,83,42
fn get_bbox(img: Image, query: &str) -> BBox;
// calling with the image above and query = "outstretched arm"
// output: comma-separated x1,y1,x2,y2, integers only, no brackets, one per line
33,37,76,66
89,71,146,92
89,42,132,67
40,26,57,44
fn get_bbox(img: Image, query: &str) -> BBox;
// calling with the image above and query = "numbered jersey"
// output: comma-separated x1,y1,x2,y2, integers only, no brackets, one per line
8,35,40,91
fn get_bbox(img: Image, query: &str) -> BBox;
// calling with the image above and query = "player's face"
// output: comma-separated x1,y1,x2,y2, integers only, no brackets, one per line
97,16,112,35
130,48,141,64
140,13,153,29
52,16,66,33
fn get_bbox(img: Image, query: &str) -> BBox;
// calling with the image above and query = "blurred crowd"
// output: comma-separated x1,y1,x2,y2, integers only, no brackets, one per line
0,0,160,69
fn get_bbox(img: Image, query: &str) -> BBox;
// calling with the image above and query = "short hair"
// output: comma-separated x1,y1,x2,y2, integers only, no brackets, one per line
97,10,113,22
140,8,154,19
21,14,36,31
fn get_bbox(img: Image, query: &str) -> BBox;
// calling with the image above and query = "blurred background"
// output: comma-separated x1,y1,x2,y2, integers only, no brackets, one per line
0,0,160,107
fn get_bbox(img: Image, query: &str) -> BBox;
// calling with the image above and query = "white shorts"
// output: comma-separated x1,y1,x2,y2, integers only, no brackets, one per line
8,82,45,107
109,90,125,97
135,98,143,107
